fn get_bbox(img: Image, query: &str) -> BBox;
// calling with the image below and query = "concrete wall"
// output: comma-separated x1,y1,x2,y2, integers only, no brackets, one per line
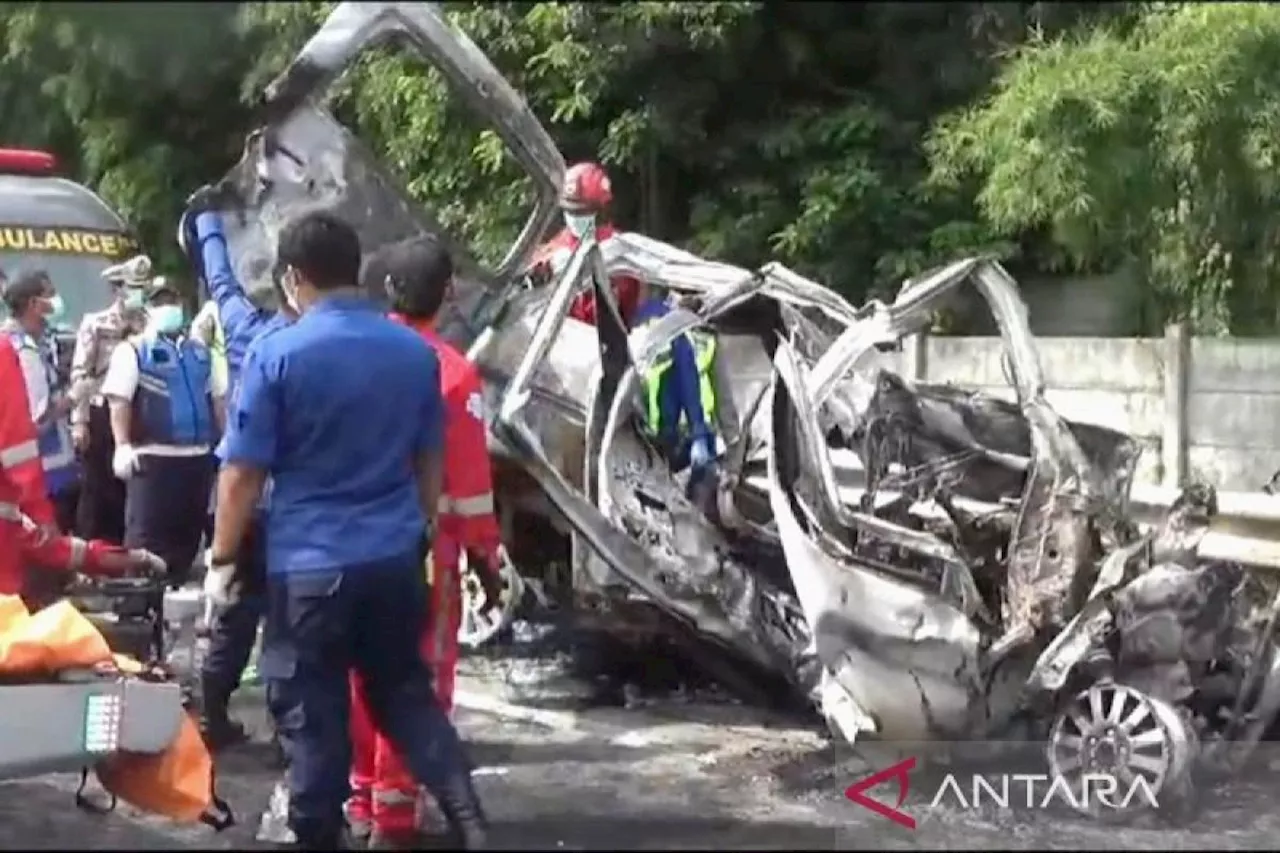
951,269,1140,337
893,325,1280,491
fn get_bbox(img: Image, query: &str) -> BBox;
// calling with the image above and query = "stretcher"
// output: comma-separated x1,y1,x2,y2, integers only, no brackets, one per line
0,577,192,783
0,587,230,832
0,674,184,781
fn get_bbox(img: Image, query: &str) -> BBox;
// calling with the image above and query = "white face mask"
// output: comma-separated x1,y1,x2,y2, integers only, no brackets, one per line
564,212,595,239
121,287,147,310
43,294,65,324
148,304,186,336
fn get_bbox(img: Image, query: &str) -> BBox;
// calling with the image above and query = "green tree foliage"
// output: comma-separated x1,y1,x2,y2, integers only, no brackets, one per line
236,1,764,268
0,2,258,280
929,2,1280,334
0,1,1142,309
234,2,1108,299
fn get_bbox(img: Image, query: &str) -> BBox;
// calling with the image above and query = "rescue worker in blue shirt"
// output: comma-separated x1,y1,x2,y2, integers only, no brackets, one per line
631,291,720,495
206,211,487,850
100,281,226,586
180,192,296,749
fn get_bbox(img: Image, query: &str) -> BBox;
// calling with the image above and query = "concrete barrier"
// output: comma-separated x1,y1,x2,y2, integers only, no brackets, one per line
1128,484,1280,569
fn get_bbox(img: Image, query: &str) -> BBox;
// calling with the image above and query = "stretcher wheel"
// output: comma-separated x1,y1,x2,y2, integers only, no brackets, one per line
457,549,523,648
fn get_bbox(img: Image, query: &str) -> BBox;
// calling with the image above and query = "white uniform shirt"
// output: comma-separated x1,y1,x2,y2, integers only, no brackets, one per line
100,332,227,457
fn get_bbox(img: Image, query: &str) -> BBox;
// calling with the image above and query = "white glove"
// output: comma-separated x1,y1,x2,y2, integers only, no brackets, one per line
689,435,716,471
203,551,238,609
112,444,141,480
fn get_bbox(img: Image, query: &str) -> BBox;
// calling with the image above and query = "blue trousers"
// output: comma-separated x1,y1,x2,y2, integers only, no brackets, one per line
202,517,267,699
261,553,470,845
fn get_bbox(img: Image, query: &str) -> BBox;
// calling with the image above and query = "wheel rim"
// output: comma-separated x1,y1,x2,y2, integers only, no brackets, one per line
457,549,524,648
1046,683,1194,818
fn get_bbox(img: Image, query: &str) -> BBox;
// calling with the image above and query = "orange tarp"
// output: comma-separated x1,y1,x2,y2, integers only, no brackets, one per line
0,597,112,675
0,594,216,823
96,714,216,824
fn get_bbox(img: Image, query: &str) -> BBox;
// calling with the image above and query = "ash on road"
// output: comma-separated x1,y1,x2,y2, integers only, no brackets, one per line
0,671,1276,850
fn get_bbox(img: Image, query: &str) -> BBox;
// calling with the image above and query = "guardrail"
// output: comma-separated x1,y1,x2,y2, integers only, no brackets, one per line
1128,485,1280,570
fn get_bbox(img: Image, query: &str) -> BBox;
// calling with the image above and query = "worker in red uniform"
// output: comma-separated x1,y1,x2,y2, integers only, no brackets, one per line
0,331,55,532
347,235,505,848
0,336,163,595
528,161,643,327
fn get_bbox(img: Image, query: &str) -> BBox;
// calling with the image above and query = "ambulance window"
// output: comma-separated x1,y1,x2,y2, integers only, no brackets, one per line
328,43,539,272
0,252,115,330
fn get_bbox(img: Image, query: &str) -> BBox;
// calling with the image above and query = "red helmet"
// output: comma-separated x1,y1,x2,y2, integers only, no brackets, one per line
559,162,612,212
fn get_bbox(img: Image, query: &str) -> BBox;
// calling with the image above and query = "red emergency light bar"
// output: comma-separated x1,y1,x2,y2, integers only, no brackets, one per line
0,148,57,176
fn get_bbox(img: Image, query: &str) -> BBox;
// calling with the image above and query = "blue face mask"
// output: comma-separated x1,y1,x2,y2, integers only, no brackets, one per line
564,212,595,239
149,304,186,335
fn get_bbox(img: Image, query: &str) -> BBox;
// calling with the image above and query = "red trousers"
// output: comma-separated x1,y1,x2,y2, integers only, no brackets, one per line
348,556,462,834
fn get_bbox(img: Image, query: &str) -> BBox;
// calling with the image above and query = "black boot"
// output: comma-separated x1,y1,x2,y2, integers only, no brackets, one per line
434,774,489,850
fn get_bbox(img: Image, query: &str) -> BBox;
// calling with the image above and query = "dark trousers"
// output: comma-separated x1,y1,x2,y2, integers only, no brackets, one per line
261,554,470,845
123,453,215,586
76,404,126,543
202,517,267,702
52,485,79,534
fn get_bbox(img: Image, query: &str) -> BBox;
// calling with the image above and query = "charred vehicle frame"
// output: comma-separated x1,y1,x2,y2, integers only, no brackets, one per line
200,1,1280,819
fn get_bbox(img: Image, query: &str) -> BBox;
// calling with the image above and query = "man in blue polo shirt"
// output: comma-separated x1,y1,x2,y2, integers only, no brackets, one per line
207,211,487,850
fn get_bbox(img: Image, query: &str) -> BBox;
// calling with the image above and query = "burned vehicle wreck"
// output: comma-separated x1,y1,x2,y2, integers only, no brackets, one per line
202,0,1280,818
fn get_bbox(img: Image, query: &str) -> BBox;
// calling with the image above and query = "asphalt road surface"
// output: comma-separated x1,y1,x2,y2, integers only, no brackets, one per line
2,670,1279,850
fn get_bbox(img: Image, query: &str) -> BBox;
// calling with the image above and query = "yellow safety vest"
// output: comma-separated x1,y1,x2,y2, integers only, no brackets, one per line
641,327,718,436
191,301,229,395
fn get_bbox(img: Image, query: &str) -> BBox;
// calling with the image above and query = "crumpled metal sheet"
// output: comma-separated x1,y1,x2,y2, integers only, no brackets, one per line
766,337,996,739
209,0,562,349
224,1,1280,764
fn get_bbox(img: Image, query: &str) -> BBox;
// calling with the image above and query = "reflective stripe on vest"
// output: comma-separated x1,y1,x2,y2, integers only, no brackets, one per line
438,493,495,518
67,536,87,570
132,338,216,446
0,438,38,469
639,324,718,436
4,330,78,492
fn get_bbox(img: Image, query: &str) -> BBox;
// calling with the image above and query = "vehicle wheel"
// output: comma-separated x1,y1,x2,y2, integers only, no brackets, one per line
457,548,525,649
1047,682,1197,822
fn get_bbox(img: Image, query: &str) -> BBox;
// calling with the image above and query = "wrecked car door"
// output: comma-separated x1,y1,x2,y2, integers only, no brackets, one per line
208,1,564,350
488,237,817,702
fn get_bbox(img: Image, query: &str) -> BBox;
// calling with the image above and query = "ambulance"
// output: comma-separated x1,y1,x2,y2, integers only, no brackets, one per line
0,148,140,376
